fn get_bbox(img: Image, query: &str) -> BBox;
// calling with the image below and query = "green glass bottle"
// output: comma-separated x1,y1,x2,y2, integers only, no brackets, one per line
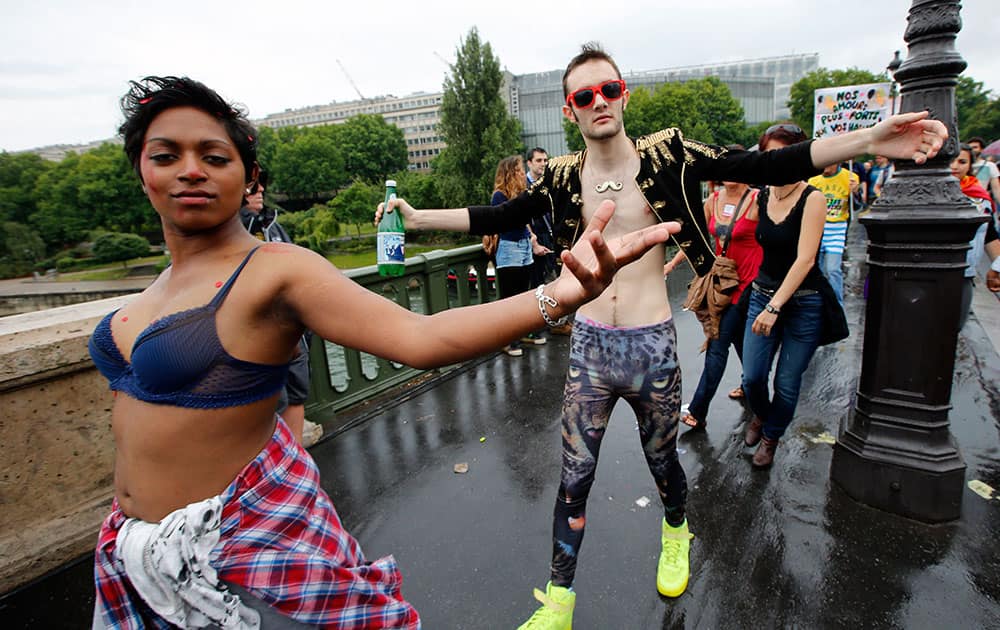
377,179,405,277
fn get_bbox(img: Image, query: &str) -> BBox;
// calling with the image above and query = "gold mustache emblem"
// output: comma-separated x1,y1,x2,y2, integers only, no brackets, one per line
595,180,624,193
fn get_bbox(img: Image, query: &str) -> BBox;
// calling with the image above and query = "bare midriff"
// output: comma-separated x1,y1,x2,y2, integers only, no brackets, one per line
576,169,672,327
112,394,279,522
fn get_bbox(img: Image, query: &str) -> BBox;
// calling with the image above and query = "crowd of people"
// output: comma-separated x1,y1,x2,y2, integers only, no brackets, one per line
83,38,990,627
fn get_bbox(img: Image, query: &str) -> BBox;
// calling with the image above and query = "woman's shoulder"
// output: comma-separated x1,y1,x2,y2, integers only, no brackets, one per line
491,190,508,205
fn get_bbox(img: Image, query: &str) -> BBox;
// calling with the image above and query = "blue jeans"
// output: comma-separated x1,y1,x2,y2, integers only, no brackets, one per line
741,289,823,440
687,303,745,421
819,250,844,306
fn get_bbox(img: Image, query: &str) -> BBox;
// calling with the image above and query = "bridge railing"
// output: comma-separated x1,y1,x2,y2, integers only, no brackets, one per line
0,244,492,595
305,245,496,433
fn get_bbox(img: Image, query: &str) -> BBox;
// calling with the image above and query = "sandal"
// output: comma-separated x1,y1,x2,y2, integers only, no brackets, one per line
728,386,744,400
681,412,706,431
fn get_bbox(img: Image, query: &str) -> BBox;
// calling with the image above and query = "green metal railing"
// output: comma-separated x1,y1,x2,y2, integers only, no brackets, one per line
304,245,496,431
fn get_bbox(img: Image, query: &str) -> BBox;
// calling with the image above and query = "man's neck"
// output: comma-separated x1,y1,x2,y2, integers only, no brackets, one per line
583,132,635,173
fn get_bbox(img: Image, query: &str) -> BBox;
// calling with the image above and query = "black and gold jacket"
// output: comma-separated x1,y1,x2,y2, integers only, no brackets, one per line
468,128,820,276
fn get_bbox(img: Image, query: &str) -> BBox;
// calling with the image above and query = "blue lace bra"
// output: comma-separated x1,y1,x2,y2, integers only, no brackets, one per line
88,247,289,408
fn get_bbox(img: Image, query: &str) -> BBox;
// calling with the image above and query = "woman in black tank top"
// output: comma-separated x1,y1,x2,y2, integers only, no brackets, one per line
740,124,829,469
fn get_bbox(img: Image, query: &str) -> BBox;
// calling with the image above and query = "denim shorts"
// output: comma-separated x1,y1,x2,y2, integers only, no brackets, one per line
495,237,533,269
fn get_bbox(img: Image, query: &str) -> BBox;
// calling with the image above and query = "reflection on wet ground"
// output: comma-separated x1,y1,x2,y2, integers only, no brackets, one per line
317,240,1000,628
3,237,999,628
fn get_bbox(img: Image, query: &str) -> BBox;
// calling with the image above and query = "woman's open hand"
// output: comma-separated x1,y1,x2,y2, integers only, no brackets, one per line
545,199,678,311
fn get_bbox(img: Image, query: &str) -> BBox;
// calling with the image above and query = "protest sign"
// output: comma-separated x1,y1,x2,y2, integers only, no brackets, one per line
813,83,892,138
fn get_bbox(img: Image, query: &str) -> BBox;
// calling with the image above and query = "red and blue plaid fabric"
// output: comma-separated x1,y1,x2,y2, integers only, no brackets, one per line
94,419,420,628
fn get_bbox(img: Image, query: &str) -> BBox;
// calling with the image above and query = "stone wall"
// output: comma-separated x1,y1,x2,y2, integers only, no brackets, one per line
0,289,141,317
0,296,131,594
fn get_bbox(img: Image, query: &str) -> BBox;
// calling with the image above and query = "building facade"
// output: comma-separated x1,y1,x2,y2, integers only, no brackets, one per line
254,92,445,172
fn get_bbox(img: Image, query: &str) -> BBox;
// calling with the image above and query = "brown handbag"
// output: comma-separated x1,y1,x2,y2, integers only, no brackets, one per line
682,189,751,345
482,234,499,259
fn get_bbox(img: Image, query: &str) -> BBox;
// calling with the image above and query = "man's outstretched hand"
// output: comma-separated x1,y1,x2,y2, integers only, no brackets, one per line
868,111,948,164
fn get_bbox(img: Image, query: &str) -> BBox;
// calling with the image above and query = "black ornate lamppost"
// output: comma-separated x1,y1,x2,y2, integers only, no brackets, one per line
830,0,985,523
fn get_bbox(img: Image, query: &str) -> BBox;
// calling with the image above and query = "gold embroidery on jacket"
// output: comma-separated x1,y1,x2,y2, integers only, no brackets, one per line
682,138,725,165
548,153,582,189
635,129,680,173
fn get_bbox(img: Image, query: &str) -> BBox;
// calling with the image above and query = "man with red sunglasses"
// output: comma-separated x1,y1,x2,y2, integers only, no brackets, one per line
377,42,946,629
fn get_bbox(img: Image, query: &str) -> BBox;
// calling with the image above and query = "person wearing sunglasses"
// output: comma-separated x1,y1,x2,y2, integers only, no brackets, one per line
376,42,947,629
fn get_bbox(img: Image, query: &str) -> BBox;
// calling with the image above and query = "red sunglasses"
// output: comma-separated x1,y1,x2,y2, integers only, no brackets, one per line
566,79,626,109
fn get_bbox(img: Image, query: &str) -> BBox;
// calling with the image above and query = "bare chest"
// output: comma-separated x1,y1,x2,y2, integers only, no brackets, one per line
579,179,657,239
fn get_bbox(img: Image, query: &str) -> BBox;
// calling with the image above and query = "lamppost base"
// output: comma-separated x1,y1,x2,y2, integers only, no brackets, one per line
831,435,964,523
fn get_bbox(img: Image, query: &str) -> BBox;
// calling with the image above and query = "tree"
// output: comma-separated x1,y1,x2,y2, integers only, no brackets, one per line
436,27,523,207
332,115,408,184
328,180,381,236
0,221,46,278
295,206,341,252
30,152,90,249
92,232,150,267
270,128,347,200
75,143,153,236
563,78,748,150
256,125,280,173
390,170,444,210
956,76,1000,143
0,151,51,224
788,68,889,137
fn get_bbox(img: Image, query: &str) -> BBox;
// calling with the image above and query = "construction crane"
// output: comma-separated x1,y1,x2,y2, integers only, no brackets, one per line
432,51,451,68
336,59,365,101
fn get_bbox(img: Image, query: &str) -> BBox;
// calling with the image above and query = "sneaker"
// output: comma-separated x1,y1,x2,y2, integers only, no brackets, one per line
657,519,693,598
504,345,524,357
521,332,547,345
517,582,575,630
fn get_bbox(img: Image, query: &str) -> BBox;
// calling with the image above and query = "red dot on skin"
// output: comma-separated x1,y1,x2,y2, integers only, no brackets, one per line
121,316,128,322
215,281,223,288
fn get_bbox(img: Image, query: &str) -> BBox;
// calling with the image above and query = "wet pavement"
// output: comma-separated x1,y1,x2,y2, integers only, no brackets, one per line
3,229,1000,628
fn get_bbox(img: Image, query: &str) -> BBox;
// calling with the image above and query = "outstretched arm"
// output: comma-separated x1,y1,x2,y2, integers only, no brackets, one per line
296,200,678,368
810,111,947,169
375,197,471,232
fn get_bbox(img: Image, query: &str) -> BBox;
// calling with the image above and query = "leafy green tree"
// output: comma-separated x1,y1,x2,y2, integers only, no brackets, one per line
270,128,347,200
956,76,1000,143
0,221,46,278
256,125,280,173
328,180,381,236
92,232,150,267
30,152,90,248
390,170,444,210
436,27,523,207
0,151,51,224
75,143,152,235
296,205,341,252
788,68,889,137
333,115,408,184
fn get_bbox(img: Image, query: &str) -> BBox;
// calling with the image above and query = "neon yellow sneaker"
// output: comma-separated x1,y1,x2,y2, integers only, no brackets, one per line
657,518,693,597
517,581,575,630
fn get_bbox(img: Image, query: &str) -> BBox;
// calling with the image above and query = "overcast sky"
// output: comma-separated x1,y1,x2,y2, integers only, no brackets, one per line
2,0,998,152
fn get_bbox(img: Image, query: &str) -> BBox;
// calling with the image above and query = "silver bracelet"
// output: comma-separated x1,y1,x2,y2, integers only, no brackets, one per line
535,284,571,327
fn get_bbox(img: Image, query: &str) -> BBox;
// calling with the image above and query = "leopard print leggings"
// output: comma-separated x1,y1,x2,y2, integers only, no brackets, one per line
550,315,687,587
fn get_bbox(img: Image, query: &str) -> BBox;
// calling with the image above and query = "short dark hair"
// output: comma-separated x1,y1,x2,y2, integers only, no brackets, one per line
758,122,808,150
526,147,547,161
119,76,258,183
967,136,985,148
562,42,622,98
